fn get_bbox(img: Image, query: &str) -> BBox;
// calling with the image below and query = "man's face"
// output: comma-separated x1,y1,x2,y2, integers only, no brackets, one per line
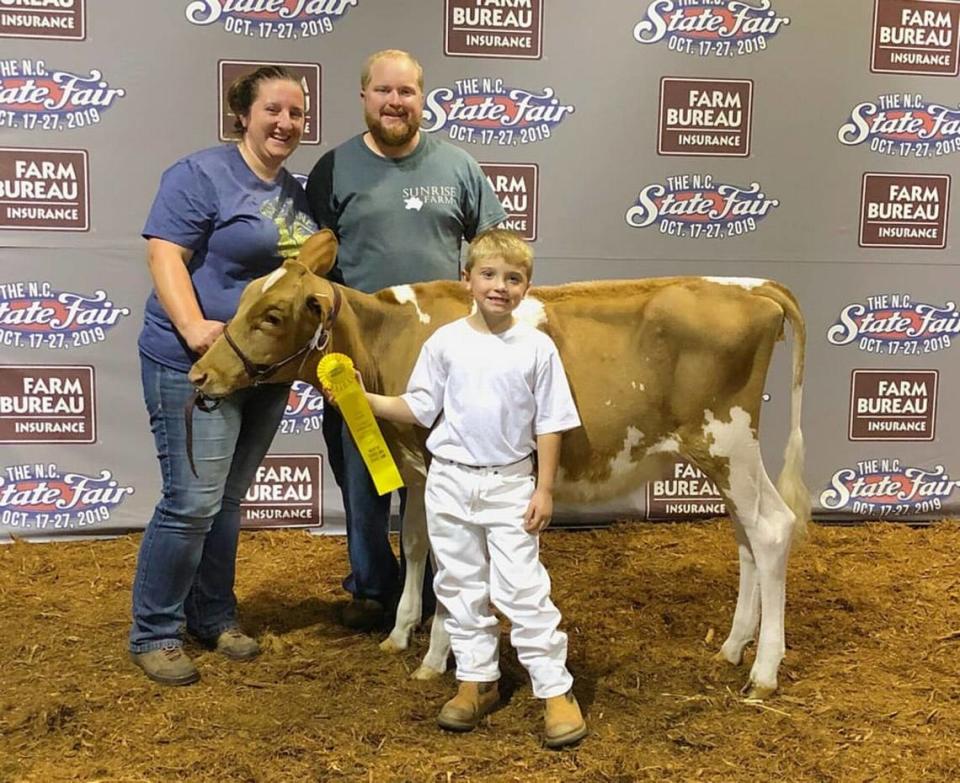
361,56,424,151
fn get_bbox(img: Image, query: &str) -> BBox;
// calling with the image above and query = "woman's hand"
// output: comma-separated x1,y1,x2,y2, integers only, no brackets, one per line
180,319,225,356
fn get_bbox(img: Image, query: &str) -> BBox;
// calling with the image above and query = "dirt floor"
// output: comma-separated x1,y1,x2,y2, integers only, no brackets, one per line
3,520,960,782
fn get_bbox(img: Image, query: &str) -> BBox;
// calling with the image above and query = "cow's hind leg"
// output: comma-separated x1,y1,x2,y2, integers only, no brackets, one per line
716,520,761,667
380,486,427,655
696,411,798,699
721,464,795,699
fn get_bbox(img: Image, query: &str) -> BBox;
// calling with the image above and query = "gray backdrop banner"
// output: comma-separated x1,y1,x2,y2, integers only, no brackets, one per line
1,0,958,539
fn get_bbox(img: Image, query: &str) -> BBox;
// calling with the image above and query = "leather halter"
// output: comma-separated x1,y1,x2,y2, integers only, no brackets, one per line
222,282,342,386
186,283,342,477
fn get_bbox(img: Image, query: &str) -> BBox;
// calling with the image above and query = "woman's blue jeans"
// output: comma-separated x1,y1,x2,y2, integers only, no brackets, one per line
129,354,288,653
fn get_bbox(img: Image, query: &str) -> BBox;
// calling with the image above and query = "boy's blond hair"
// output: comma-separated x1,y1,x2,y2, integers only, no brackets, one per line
465,229,534,278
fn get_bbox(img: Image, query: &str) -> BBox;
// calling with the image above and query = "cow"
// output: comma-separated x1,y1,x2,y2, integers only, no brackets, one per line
189,230,810,699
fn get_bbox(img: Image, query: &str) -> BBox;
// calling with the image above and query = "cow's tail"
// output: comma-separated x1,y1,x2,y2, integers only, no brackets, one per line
757,282,810,539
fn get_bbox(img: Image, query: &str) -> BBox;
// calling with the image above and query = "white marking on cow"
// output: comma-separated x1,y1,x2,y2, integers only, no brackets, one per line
261,267,287,292
646,436,680,455
391,285,431,324
703,407,784,538
557,425,645,501
515,296,547,329
703,277,767,290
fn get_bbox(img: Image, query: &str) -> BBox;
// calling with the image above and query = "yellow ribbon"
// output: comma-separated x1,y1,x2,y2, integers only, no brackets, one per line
316,353,404,496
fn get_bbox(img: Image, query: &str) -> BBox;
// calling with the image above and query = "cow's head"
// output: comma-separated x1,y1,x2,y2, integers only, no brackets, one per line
188,229,340,397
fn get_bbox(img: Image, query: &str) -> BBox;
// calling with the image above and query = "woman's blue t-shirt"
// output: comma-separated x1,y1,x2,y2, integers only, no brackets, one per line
139,144,317,372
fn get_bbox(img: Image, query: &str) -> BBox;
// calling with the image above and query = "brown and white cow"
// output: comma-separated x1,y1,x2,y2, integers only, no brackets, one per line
190,230,810,699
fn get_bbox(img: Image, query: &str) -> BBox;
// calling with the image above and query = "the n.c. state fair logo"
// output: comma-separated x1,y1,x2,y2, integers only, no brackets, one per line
838,94,960,158
422,78,574,146
185,0,357,38
625,174,778,238
280,380,324,435
0,281,130,350
0,59,124,131
827,294,958,355
0,462,133,533
633,0,790,56
820,458,959,518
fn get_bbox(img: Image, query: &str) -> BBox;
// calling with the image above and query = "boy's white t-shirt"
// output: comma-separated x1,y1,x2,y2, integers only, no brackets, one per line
400,317,581,466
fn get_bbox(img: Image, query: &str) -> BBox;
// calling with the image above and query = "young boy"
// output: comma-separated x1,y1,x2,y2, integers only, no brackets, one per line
360,229,587,748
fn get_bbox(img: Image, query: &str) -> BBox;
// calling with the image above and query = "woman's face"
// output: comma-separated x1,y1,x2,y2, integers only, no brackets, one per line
240,78,305,165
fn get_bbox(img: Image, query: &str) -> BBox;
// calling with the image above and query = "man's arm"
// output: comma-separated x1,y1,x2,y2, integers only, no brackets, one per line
524,431,562,533
305,151,345,284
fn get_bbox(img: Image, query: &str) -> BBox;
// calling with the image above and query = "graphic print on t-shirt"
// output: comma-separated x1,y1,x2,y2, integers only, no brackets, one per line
261,194,318,261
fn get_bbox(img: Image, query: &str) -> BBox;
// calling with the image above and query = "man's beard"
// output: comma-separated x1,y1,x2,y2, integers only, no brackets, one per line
366,110,420,149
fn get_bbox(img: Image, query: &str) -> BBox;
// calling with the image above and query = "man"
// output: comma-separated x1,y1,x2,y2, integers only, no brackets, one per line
306,49,506,629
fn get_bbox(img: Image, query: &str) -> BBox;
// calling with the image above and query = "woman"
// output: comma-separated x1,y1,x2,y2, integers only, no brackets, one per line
130,66,317,685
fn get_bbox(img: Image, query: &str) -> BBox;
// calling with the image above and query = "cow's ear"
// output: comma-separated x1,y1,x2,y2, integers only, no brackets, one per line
299,229,338,276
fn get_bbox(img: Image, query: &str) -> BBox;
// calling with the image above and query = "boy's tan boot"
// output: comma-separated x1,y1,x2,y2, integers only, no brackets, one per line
437,680,499,731
543,690,588,748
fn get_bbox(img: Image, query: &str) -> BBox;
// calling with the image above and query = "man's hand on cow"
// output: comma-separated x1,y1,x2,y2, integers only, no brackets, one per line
181,319,225,356
523,487,554,533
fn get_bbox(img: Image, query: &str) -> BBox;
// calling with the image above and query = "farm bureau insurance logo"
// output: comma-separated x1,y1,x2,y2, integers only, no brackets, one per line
0,462,133,533
826,293,958,356
444,0,543,59
0,281,130,350
422,77,573,146
0,59,124,132
0,147,88,231
838,93,960,158
0,365,96,444
658,77,753,156
625,173,778,239
185,0,357,39
646,459,726,520
849,369,938,441
633,0,790,57
871,0,960,77
0,0,85,40
820,458,959,518
482,163,538,241
280,380,324,436
241,454,322,528
859,172,950,249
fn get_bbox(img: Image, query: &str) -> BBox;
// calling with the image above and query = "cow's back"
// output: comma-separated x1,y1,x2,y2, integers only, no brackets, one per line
527,278,790,502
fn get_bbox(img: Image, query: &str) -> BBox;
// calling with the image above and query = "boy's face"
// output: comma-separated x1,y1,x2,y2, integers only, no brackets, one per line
463,255,530,322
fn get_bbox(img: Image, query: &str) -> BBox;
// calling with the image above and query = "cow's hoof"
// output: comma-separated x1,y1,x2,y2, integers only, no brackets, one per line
411,663,444,681
742,680,776,701
714,644,742,666
379,636,407,654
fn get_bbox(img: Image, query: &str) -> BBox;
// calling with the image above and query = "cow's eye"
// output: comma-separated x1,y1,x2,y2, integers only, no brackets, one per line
263,313,282,327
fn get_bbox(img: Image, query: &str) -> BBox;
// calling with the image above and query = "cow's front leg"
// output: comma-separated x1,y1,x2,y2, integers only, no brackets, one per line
412,601,450,680
380,486,427,654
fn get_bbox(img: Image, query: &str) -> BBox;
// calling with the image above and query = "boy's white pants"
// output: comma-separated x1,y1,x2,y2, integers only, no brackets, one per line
425,455,573,699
